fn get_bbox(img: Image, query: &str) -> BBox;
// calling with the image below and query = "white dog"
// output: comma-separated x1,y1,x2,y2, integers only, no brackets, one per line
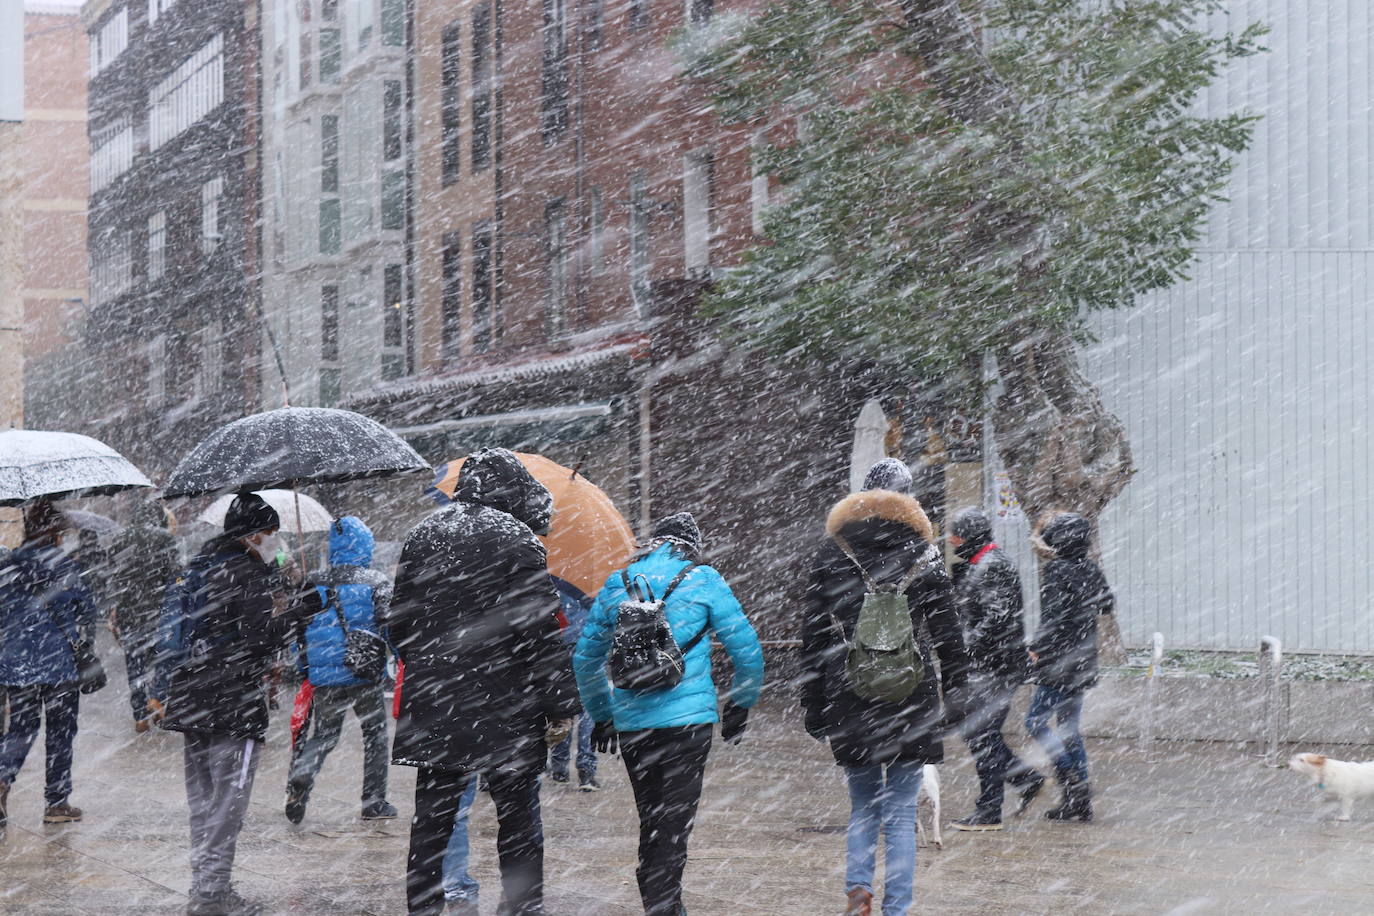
1288,752,1374,821
917,764,942,848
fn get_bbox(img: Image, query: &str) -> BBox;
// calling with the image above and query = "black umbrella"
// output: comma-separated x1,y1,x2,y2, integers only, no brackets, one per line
162,407,430,499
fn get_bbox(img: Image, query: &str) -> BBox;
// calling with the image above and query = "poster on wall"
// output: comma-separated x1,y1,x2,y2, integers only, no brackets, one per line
994,471,1022,522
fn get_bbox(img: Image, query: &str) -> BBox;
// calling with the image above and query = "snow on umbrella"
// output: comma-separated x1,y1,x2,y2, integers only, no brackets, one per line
0,429,154,506
161,407,430,499
198,489,334,532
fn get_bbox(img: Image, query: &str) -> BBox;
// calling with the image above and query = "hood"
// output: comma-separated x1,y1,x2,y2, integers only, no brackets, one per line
329,515,374,567
131,498,171,531
453,447,554,535
826,489,934,544
1041,512,1092,560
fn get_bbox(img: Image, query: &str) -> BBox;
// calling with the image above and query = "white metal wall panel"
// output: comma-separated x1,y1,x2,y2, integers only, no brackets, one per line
1079,1,1374,651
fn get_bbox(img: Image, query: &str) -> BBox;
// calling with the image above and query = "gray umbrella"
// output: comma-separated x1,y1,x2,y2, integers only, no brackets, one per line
162,407,430,499
0,429,154,506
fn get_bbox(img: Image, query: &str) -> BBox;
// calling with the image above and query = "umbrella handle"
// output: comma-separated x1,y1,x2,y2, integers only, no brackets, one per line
292,489,310,580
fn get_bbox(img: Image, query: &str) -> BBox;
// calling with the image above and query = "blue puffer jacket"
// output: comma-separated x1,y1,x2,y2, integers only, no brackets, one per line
574,543,764,731
0,545,99,686
296,517,393,687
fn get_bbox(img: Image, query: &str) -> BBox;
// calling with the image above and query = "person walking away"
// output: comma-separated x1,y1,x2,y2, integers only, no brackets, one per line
945,507,1043,831
801,459,970,916
439,777,482,915
107,498,180,733
156,493,302,916
574,512,764,916
284,515,397,823
0,501,100,828
390,447,580,916
1025,512,1113,824
550,581,599,791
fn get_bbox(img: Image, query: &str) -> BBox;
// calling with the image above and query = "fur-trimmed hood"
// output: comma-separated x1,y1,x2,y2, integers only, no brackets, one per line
826,490,935,544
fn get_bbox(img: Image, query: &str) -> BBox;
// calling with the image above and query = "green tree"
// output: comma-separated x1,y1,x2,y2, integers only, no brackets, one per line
683,0,1263,550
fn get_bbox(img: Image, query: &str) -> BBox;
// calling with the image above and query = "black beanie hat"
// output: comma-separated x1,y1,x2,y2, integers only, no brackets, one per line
224,492,280,538
950,507,993,560
651,512,701,554
862,458,913,495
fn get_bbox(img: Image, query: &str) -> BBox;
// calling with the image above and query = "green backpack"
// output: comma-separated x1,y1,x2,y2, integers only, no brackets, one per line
831,536,934,704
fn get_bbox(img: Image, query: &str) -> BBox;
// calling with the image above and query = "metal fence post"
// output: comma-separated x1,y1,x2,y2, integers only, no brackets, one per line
1140,632,1164,754
1258,636,1283,766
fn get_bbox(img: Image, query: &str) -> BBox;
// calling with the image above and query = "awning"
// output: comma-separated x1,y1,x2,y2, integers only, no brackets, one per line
394,401,621,462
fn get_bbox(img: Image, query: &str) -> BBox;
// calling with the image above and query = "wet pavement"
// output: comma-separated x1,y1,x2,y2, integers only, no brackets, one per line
3,649,1372,914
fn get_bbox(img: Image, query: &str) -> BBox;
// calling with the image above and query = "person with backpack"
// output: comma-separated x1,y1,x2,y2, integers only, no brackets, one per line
573,512,764,916
801,459,970,916
0,501,101,829
156,493,302,916
390,447,579,916
1025,512,1114,824
283,515,397,824
945,507,1043,831
106,498,181,733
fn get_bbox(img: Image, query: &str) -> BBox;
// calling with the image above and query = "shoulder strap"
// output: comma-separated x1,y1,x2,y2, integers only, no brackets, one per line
894,545,939,593
660,563,698,603
832,535,881,593
327,586,350,635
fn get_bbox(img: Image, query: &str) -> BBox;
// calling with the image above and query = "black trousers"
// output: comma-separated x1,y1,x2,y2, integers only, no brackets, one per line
961,684,1037,814
287,684,389,804
620,724,713,916
408,766,543,916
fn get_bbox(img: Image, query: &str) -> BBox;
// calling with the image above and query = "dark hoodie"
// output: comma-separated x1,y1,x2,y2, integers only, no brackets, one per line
107,499,180,643
389,447,579,774
1030,513,1114,692
801,489,970,768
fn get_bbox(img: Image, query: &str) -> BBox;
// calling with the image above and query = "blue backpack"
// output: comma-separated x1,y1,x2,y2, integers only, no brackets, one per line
156,554,233,676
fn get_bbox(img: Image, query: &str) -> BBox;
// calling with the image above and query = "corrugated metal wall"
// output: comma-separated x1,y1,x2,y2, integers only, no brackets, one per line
1080,0,1374,651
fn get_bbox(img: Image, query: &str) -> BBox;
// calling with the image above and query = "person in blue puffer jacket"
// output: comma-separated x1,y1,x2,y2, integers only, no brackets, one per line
284,516,396,824
574,512,764,916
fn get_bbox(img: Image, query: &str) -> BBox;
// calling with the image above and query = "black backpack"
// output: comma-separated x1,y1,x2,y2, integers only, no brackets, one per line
609,563,706,692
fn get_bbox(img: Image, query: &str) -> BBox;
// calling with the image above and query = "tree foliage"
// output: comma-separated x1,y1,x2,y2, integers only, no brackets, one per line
682,0,1266,381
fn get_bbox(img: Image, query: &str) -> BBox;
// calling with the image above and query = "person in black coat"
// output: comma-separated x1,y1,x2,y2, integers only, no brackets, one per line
158,493,299,916
390,447,579,916
946,507,1043,831
1024,512,1114,823
800,459,970,916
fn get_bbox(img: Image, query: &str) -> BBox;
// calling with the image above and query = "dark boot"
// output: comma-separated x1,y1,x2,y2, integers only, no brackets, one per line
1045,772,1093,823
1009,769,1046,817
951,808,1004,831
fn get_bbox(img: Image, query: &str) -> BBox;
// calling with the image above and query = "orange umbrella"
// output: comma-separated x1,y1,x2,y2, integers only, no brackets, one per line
428,452,636,599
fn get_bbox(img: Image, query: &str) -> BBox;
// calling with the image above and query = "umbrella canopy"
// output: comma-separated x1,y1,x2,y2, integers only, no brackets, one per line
431,452,636,598
162,407,430,499
63,509,123,535
0,429,153,507
198,489,334,533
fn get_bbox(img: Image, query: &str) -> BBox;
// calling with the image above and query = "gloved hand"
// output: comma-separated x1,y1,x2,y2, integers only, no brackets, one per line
938,685,971,734
804,707,827,742
720,702,749,745
592,720,618,755
544,717,574,747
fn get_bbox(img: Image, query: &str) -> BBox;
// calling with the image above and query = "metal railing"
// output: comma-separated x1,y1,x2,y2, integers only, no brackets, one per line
1258,636,1283,766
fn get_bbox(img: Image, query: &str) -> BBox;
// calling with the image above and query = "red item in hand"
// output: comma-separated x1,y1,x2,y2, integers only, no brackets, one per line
290,681,315,749
392,660,404,720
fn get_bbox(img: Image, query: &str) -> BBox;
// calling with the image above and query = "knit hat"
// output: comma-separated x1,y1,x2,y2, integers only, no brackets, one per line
224,492,281,538
950,507,993,560
862,458,913,495
651,512,702,554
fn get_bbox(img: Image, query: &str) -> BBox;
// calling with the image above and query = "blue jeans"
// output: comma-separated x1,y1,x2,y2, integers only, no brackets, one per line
442,777,480,902
844,760,923,916
549,710,596,779
1025,686,1088,783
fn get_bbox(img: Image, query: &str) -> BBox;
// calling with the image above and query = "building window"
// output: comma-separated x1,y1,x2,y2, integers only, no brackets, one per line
299,0,313,89
683,150,714,274
321,115,339,192
91,230,133,307
441,231,462,363
381,80,405,232
201,176,224,254
629,173,651,314
320,199,341,254
382,263,406,379
541,0,569,144
471,221,494,352
320,28,341,83
90,117,133,193
322,0,337,21
381,171,405,231
352,0,374,50
147,335,167,408
383,80,403,162
545,200,568,337
91,8,129,75
148,34,224,150
584,0,602,50
381,0,403,46
441,21,461,186
471,5,492,171
194,321,223,400
589,186,605,274
687,0,711,25
147,211,166,281
320,285,341,404
147,0,178,28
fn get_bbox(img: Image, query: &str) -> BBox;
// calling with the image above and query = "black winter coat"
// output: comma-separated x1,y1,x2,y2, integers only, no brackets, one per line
107,501,180,643
801,490,970,768
952,544,1027,691
390,448,579,775
160,535,295,741
1030,514,1113,693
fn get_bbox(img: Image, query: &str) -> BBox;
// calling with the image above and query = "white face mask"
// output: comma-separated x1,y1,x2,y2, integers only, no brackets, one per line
245,532,283,564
